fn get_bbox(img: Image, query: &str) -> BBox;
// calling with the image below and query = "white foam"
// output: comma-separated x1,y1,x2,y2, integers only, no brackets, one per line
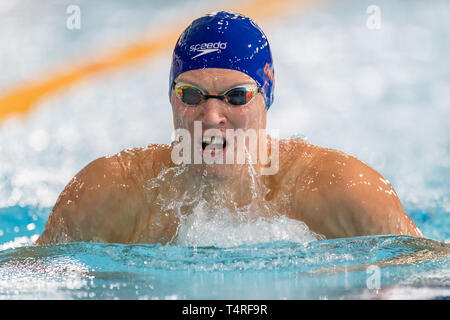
175,200,321,248
146,163,323,248
0,234,39,251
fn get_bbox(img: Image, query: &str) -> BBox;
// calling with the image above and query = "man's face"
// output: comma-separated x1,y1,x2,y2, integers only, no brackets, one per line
171,68,267,180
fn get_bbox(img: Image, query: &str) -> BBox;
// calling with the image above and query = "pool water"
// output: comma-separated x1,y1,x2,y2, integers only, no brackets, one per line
1,0,449,299
0,232,449,300
0,205,449,299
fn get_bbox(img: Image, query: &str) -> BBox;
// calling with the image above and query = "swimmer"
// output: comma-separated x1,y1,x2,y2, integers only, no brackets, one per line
36,11,423,245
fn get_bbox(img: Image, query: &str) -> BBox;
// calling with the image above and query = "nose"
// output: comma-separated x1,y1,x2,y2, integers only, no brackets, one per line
198,99,227,128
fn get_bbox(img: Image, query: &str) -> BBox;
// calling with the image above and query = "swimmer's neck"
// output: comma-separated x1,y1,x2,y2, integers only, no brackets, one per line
183,164,269,211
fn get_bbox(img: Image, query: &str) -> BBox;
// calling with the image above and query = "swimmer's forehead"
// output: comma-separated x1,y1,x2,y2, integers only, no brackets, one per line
175,68,256,92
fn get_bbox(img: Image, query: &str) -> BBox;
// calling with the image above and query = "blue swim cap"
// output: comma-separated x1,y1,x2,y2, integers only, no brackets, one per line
169,11,275,109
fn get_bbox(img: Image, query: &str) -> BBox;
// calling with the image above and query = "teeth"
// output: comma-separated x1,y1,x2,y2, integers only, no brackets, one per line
202,136,224,145
212,136,224,145
202,136,212,144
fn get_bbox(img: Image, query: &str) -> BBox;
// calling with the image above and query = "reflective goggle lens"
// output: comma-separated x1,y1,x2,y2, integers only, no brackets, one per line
174,83,259,106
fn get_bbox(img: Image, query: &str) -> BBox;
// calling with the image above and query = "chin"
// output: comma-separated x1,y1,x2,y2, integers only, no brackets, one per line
189,141,252,180
192,163,241,181
201,164,234,180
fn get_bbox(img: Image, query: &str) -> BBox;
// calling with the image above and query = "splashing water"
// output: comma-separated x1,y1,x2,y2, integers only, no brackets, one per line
175,200,321,247
144,161,323,248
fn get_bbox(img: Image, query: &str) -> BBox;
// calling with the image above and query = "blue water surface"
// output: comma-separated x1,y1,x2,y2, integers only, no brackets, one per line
0,205,449,299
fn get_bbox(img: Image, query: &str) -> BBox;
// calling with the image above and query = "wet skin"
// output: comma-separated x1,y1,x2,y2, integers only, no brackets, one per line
37,69,423,245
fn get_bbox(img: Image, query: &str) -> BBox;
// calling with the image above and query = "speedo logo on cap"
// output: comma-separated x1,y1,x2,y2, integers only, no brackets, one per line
189,41,227,59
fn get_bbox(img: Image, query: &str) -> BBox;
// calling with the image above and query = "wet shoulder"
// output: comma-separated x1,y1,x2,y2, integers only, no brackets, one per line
110,144,175,183
293,141,382,192
275,138,361,187
277,138,317,175
266,138,317,190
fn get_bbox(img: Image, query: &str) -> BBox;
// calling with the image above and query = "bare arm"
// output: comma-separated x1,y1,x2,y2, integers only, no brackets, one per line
36,155,140,244
295,149,423,239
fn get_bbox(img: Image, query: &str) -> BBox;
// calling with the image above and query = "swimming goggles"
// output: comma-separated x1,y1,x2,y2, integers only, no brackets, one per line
173,81,261,106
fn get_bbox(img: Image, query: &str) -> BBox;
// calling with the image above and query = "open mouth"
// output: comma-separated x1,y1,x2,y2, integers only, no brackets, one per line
201,135,227,159
202,135,226,150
